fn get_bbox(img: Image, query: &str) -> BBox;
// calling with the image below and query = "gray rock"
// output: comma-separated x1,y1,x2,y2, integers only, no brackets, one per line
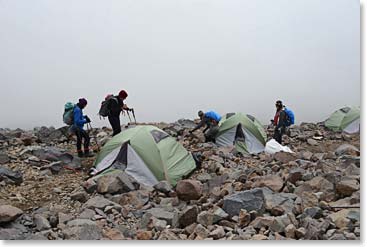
96,171,136,194
70,188,89,203
307,139,318,146
0,152,10,164
0,227,29,240
213,207,229,223
146,207,178,227
0,205,23,223
197,211,214,227
0,166,23,185
34,214,51,231
223,188,266,217
67,219,97,227
335,144,359,156
58,212,73,224
178,206,198,228
79,208,95,220
304,207,323,219
63,225,102,240
209,226,225,239
153,180,172,193
83,196,122,210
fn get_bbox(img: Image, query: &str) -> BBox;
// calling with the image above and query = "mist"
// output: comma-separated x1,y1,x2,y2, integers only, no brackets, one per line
0,0,360,129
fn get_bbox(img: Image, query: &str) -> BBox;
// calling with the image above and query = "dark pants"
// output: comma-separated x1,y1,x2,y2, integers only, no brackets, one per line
273,127,285,144
108,115,121,136
204,125,219,143
74,128,90,152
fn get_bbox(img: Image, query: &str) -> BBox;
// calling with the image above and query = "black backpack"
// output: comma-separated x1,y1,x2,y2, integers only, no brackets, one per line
98,96,118,118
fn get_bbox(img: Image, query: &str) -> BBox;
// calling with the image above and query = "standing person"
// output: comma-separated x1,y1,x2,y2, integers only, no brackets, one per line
190,110,222,143
107,90,131,136
273,100,287,144
72,98,93,157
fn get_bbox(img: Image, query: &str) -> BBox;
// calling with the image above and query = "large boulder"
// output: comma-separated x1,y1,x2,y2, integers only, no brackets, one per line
0,205,23,223
223,188,266,217
176,180,203,201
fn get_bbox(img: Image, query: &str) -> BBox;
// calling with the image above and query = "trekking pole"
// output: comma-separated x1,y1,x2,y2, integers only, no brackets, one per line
131,108,137,124
126,110,133,123
87,122,100,152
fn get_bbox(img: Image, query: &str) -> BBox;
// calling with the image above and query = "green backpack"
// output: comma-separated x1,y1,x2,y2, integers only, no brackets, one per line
63,102,75,125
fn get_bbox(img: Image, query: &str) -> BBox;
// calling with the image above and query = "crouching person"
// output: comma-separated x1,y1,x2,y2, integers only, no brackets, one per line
190,110,221,143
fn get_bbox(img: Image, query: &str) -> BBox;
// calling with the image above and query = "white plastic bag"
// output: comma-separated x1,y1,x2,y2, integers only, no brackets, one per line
264,139,293,154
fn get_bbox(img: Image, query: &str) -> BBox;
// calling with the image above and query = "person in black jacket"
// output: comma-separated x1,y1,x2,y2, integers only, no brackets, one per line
107,90,131,136
273,100,287,144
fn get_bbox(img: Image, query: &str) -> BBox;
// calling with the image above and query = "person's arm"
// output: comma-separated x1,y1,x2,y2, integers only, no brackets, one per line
74,108,86,126
191,118,206,133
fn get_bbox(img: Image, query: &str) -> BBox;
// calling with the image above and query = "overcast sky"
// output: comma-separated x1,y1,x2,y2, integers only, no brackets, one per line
0,0,360,129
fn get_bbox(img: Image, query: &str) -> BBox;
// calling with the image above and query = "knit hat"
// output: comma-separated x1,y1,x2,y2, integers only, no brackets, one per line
79,98,88,106
118,90,128,99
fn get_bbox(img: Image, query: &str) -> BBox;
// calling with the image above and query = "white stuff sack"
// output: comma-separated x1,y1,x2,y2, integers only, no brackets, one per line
264,139,293,154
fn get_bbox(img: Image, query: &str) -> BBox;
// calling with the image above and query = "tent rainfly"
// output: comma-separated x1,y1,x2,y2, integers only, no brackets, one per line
325,106,360,134
216,113,267,154
91,125,196,186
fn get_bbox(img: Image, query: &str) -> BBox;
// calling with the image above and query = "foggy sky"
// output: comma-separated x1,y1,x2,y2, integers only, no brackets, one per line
0,0,360,129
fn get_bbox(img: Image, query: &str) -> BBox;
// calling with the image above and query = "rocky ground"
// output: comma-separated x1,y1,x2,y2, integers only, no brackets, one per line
0,121,360,240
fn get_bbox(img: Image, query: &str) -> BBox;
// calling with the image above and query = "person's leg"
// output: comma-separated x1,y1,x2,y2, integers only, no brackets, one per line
81,129,93,157
74,128,83,157
273,129,281,144
205,125,219,143
109,116,121,136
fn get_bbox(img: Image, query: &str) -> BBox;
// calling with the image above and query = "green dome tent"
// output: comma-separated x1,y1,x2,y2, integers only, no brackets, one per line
92,125,196,186
325,106,360,134
216,113,267,154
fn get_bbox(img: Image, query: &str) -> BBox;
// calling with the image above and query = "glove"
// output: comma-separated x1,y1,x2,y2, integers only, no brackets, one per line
85,116,91,123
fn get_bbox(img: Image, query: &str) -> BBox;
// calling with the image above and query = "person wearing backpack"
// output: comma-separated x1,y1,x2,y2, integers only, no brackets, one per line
105,90,132,136
272,100,295,144
72,98,93,158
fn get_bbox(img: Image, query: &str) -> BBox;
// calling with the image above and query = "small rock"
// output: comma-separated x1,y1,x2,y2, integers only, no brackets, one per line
336,179,359,197
153,181,172,193
34,214,51,231
179,206,198,228
284,224,296,239
307,139,318,146
136,230,153,240
295,227,307,239
238,209,251,227
209,226,225,239
197,211,214,227
176,179,203,201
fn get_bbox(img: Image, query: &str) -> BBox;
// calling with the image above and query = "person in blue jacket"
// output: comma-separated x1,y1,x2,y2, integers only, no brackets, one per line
72,98,93,157
190,110,222,143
